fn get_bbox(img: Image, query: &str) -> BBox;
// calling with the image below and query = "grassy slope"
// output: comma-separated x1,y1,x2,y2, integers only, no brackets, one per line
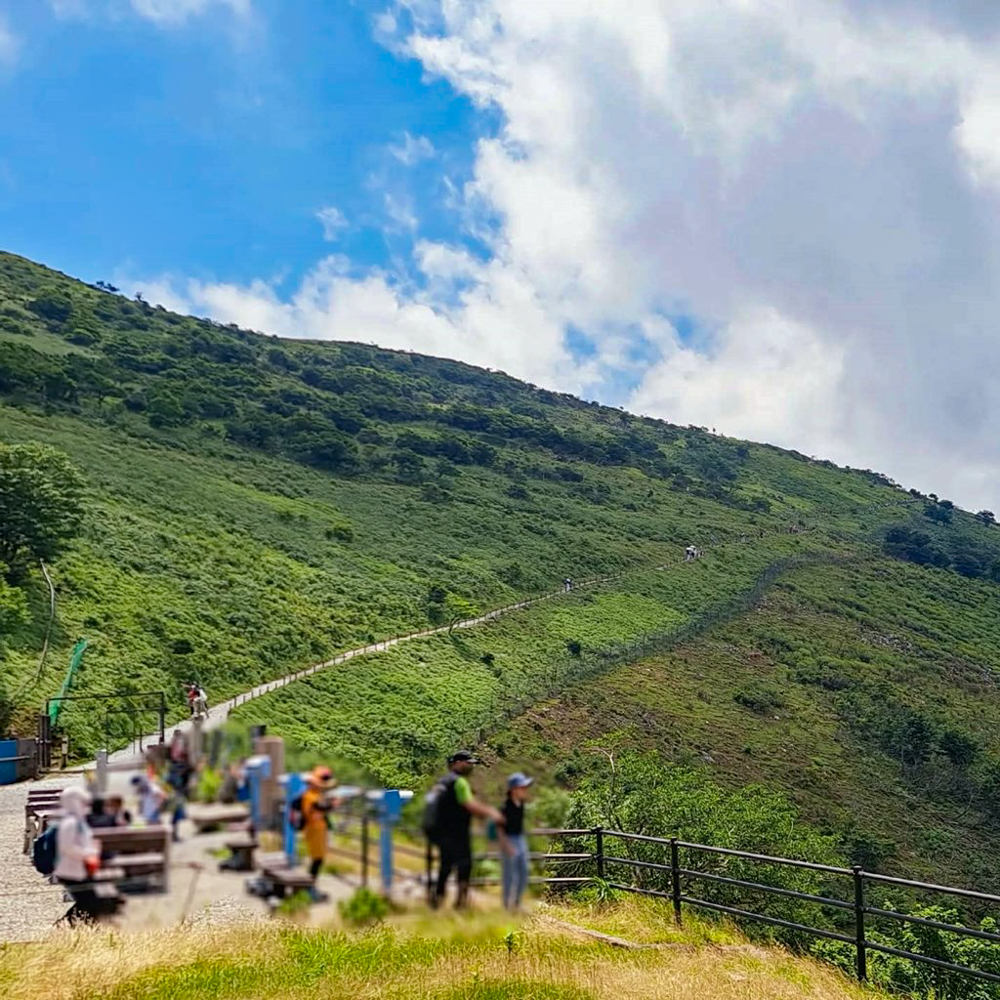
227,540,826,783
492,557,1000,888
0,402,827,752
5,251,1000,884
0,252,925,754
0,900,877,1000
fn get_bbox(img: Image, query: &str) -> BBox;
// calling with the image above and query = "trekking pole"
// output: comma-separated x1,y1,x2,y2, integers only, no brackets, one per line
179,862,204,923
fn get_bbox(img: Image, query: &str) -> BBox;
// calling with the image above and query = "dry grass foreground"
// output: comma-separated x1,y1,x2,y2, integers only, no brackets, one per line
0,898,882,1000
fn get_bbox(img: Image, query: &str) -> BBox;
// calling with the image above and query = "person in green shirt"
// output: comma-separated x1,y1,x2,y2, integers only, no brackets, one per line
430,751,502,909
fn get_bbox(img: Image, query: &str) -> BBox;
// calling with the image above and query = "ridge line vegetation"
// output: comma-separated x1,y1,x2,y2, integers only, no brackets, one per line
5,249,1000,909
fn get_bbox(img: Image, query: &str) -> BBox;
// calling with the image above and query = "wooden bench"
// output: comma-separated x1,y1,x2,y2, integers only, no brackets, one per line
35,808,64,829
27,791,62,804
27,787,63,798
187,803,250,834
23,794,63,851
253,854,319,900
112,852,167,879
95,826,170,892
219,835,258,872
24,807,63,851
269,869,315,898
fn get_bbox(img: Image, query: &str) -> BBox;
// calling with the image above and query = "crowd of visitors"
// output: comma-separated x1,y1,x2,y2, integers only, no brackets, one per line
42,727,233,925
39,724,537,924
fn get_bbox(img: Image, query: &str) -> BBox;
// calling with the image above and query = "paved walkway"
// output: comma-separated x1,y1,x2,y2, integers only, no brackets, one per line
0,776,76,940
0,777,356,942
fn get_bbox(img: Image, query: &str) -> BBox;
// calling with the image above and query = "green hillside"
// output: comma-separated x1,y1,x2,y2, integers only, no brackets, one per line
4,250,1000,886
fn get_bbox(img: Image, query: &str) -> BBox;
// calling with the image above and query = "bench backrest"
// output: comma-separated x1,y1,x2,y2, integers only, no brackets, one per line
94,826,170,856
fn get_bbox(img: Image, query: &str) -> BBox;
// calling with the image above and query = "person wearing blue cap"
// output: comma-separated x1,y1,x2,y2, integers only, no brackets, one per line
498,772,534,911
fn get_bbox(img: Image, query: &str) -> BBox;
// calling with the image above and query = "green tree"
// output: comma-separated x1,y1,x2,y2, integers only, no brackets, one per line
445,593,479,633
0,443,85,580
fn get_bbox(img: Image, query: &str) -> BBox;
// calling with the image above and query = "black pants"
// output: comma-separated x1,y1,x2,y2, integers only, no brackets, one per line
434,836,472,907
59,879,102,926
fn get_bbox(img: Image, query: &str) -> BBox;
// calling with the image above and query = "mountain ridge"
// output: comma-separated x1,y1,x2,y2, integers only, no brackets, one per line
4,250,1000,888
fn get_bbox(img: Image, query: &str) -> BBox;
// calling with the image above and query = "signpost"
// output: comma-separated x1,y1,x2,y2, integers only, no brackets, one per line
367,788,414,895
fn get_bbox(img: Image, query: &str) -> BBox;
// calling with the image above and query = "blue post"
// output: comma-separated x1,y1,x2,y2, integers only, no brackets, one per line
367,788,412,895
380,790,400,895
283,772,305,869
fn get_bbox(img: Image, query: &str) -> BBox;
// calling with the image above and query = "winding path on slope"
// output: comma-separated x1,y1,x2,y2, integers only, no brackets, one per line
107,562,661,764
107,533,849,766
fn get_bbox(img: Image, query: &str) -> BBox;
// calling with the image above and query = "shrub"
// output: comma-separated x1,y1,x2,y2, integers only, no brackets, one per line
196,766,222,803
734,683,785,714
562,753,844,947
27,291,72,325
338,887,389,926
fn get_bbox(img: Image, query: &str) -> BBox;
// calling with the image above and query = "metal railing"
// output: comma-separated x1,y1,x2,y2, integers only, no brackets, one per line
325,820,1000,989
570,828,1000,987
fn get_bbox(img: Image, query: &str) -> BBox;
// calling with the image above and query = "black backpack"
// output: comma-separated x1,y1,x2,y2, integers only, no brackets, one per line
289,794,306,831
421,774,457,844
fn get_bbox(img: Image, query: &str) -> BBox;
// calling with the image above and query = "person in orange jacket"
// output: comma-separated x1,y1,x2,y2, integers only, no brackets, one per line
301,765,336,899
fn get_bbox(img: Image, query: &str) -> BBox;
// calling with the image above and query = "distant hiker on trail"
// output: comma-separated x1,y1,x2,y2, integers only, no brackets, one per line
300,765,336,900
186,682,208,719
498,772,534,912
54,787,102,925
564,577,572,593
424,751,503,910
684,545,696,562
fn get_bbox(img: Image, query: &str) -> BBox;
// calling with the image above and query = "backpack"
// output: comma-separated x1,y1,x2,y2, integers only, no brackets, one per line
421,774,457,844
32,824,59,876
289,794,306,832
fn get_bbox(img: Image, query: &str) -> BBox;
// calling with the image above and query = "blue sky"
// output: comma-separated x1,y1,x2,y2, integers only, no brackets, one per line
4,0,1000,508
0,1,485,290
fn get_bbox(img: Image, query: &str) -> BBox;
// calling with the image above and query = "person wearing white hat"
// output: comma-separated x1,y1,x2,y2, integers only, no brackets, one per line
54,786,101,924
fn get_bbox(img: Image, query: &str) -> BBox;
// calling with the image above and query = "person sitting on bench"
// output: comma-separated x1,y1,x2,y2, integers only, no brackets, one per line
55,787,102,925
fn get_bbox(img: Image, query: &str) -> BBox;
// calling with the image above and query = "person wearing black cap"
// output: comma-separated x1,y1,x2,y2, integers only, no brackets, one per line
430,751,502,909
498,772,534,911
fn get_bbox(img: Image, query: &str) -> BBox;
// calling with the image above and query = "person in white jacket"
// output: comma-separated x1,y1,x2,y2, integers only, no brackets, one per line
54,786,101,925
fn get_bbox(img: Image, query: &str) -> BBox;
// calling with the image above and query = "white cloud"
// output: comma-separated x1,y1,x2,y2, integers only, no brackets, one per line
389,132,435,166
135,249,586,391
48,0,252,24
129,0,251,24
47,0,90,18
382,192,419,232
316,206,347,242
0,14,19,68
133,0,1000,509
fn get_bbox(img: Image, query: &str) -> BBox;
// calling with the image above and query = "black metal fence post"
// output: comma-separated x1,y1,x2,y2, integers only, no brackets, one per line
594,827,605,880
853,865,867,982
670,838,682,925
425,840,434,900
